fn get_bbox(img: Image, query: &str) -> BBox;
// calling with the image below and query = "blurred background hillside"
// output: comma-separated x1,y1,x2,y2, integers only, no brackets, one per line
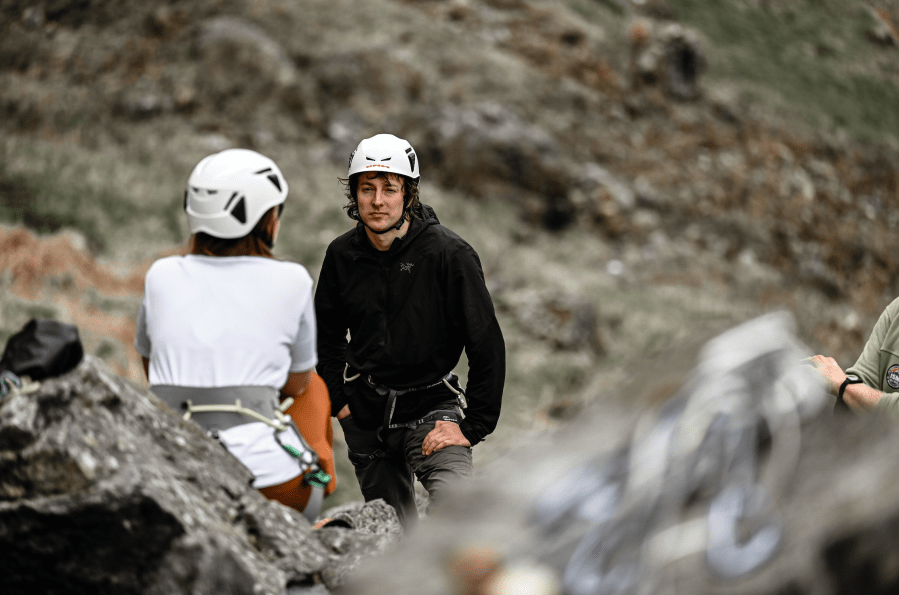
2,0,899,507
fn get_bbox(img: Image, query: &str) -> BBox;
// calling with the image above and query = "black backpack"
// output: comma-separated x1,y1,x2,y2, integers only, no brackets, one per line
0,318,84,381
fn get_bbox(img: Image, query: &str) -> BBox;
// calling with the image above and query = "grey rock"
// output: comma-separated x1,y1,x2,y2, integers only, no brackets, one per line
21,7,45,29
315,500,403,589
322,499,403,544
286,585,330,595
326,109,367,165
632,21,706,100
408,103,575,229
116,79,175,120
500,290,604,353
867,8,898,46
314,50,423,120
581,163,637,211
195,17,298,99
0,389,41,451
0,356,401,594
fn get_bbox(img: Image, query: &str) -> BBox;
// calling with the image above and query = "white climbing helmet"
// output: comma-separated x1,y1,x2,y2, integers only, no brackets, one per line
347,134,420,180
184,148,288,239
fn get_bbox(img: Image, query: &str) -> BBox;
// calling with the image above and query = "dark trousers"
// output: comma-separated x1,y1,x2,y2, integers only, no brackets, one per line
338,407,473,530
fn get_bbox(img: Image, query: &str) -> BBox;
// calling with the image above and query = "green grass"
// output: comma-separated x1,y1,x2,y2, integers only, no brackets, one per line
0,296,62,346
0,137,184,255
567,0,625,19
670,0,899,145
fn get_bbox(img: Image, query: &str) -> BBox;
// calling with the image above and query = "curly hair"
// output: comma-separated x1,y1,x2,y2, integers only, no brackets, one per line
340,172,423,223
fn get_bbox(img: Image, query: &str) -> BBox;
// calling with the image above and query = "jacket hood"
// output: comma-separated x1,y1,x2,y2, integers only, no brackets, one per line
421,204,439,225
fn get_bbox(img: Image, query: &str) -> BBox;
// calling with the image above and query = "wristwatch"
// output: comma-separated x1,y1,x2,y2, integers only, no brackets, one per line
838,375,864,407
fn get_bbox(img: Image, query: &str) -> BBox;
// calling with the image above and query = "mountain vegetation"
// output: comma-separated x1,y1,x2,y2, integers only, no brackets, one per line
2,0,899,509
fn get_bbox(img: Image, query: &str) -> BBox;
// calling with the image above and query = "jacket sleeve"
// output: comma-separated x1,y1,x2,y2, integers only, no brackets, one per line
449,244,505,446
314,246,349,417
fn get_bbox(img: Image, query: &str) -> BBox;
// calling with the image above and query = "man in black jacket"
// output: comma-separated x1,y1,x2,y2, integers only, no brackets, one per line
314,134,505,529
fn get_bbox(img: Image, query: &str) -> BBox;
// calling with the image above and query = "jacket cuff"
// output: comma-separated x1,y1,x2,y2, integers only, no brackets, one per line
329,391,347,417
459,423,481,447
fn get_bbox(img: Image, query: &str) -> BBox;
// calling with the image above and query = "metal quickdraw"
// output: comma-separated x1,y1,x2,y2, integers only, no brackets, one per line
0,371,40,401
271,397,331,521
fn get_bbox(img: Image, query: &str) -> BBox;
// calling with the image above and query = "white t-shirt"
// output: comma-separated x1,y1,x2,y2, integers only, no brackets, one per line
134,254,318,488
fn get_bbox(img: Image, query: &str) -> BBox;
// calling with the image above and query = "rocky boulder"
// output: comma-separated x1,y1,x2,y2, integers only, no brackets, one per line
406,103,576,230
629,20,707,100
0,356,401,594
340,313,899,595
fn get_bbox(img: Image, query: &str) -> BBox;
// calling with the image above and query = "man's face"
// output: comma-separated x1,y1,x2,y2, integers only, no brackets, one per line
356,172,406,233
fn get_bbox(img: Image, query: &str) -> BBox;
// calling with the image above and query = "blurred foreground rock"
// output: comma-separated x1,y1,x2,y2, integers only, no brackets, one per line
0,356,401,594
340,313,899,595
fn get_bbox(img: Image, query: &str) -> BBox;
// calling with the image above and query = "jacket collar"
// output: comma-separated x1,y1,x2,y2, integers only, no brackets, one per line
352,204,439,258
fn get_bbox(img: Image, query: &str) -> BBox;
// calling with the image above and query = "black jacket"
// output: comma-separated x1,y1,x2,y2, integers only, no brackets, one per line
314,205,505,446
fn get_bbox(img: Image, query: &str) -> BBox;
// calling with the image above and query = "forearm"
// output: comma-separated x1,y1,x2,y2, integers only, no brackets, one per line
459,318,505,445
280,371,311,401
459,377,500,444
842,382,885,412
458,404,499,446
316,353,347,416
806,354,887,413
313,262,349,416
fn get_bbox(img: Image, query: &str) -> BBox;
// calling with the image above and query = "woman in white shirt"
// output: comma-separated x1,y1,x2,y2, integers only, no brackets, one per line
135,148,335,519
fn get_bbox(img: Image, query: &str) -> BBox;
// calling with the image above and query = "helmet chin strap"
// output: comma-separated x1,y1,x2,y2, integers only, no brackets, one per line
360,205,409,236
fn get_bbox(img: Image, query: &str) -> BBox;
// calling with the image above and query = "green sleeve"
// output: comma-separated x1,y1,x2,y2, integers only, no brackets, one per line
846,297,899,389
876,393,899,421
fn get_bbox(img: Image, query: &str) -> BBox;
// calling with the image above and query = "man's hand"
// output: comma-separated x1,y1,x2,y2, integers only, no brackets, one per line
802,355,885,411
422,420,471,456
336,404,351,420
802,355,847,395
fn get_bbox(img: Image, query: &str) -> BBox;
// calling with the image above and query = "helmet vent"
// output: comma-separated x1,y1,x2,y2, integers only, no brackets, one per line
253,167,283,192
381,157,392,161
230,197,247,224
223,192,239,211
366,157,375,161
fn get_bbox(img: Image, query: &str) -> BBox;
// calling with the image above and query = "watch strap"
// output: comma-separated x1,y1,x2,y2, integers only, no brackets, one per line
838,376,864,407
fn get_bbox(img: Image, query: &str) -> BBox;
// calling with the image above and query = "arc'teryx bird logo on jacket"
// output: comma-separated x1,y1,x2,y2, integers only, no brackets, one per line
400,263,414,273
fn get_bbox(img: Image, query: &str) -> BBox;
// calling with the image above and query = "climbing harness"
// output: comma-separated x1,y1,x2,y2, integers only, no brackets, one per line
0,371,22,400
151,384,331,521
343,364,467,440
